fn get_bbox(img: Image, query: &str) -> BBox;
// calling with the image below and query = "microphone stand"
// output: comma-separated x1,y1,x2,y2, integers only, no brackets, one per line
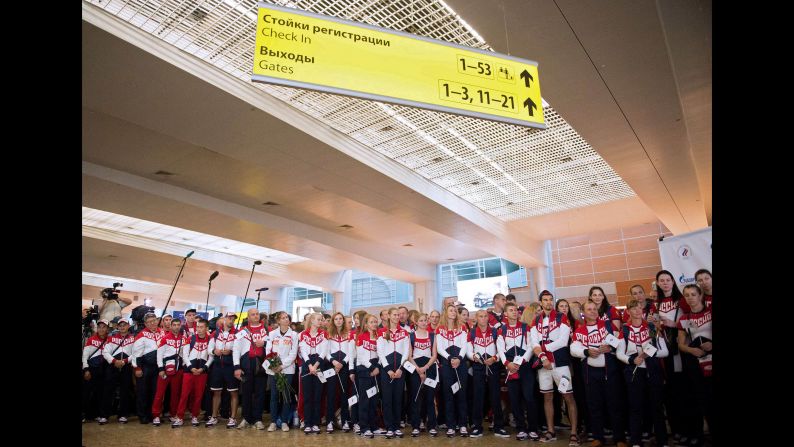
158,251,194,326
235,260,262,330
205,271,219,316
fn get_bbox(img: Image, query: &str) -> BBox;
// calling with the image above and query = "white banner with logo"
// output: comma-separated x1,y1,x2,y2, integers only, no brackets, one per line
658,227,712,288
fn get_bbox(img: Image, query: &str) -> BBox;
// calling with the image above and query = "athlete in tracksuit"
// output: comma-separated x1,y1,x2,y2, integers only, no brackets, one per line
173,319,214,427
264,311,299,431
207,313,239,428
377,308,410,438
102,318,135,423
325,312,354,433
152,319,187,425
407,313,438,437
131,314,161,424
530,290,578,443
436,305,470,437
232,309,269,429
677,284,713,447
82,319,110,423
496,302,539,441
570,300,627,447
355,315,381,438
468,310,508,438
299,312,329,434
617,299,669,447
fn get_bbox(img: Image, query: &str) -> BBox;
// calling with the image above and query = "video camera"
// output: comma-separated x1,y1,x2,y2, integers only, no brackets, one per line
101,282,124,300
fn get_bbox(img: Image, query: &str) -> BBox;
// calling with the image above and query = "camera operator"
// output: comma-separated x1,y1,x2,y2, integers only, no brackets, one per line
98,283,132,326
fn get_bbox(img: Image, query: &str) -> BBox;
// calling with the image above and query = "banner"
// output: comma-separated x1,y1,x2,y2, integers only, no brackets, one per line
658,227,712,288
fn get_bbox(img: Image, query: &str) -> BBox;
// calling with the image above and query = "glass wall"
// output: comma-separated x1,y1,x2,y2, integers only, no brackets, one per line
350,270,414,310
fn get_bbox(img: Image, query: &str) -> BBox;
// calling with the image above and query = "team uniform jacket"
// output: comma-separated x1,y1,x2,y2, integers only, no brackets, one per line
181,333,213,372
355,331,379,372
487,310,506,329
131,328,162,370
377,326,410,372
435,325,469,366
616,321,668,368
207,327,236,366
183,321,197,338
103,332,135,365
677,307,712,344
157,331,189,372
598,305,622,328
83,334,109,371
326,330,355,371
232,323,269,370
265,327,299,375
496,321,531,366
570,319,622,368
530,309,572,366
298,329,329,366
467,326,499,367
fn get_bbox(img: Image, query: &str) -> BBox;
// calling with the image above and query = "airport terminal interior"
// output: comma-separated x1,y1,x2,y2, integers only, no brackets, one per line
82,0,711,445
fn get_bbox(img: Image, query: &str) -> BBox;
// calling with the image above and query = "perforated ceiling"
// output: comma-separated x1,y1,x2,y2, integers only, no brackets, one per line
85,0,635,220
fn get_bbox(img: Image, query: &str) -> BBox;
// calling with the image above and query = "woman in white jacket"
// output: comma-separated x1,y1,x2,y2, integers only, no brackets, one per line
617,299,668,447
264,311,298,432
435,304,469,437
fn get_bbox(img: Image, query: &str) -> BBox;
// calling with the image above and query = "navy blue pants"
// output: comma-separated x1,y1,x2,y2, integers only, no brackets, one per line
440,360,468,428
327,366,351,425
381,368,406,431
268,373,294,424
584,365,625,442
135,364,158,422
409,360,437,429
507,363,537,433
239,355,266,424
625,366,667,446
104,363,133,418
301,369,323,427
356,367,379,432
82,365,106,419
472,363,505,432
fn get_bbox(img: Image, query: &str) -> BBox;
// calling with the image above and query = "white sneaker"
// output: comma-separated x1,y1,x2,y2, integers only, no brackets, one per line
226,418,237,428
268,422,277,432
282,423,290,432
300,420,305,429
327,422,334,433
447,428,456,437
118,416,128,424
97,417,108,425
312,425,320,434
236,419,250,429
342,421,350,432
354,423,361,434
459,426,468,437
254,421,266,430
171,418,183,428
294,417,300,426
206,417,218,427
420,422,426,430
191,417,199,427
152,417,161,426
373,428,387,436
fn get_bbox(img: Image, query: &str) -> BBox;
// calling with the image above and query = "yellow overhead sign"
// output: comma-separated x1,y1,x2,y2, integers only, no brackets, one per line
252,3,544,129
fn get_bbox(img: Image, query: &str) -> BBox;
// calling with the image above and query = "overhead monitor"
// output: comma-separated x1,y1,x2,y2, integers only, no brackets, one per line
456,275,509,310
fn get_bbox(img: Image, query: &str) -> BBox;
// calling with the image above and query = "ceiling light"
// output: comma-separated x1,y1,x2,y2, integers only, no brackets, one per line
402,243,414,247
262,201,280,206
154,170,175,176
338,224,354,229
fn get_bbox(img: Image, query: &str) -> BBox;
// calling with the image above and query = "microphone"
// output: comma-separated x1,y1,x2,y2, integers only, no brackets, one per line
208,271,219,282
185,251,195,258
255,287,269,292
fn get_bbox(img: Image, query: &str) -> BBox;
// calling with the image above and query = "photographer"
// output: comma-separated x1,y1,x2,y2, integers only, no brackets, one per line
98,283,132,325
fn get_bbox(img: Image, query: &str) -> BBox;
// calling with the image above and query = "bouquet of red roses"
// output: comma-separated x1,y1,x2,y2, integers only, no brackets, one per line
265,352,295,403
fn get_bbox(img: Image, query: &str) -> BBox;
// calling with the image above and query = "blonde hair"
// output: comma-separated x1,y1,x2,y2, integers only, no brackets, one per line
440,305,461,330
521,302,542,325
363,314,378,336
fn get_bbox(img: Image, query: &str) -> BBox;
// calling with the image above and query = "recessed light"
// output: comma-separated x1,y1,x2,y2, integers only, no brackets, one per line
446,258,455,261
402,243,414,247
471,181,480,185
432,157,443,163
380,125,394,132
338,224,354,229
154,170,175,176
262,201,280,206
507,202,514,206
561,156,573,163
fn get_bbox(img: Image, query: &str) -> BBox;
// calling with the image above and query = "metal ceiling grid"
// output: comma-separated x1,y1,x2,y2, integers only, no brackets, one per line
86,0,635,220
